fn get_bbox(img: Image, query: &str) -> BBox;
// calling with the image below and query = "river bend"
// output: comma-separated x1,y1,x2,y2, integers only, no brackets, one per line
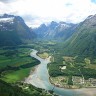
25,49,96,96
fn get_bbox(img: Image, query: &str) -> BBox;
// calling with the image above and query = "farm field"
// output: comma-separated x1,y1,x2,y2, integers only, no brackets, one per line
0,46,40,83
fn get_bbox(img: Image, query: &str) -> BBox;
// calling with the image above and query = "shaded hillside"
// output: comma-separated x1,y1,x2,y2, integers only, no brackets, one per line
0,14,36,46
63,14,96,58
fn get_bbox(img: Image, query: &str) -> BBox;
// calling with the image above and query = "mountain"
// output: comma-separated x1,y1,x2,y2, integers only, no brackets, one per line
53,22,77,40
33,21,58,39
63,14,96,58
33,23,48,38
0,14,36,46
33,21,76,40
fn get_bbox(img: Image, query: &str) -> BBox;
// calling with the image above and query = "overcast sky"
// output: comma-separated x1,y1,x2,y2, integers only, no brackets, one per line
0,0,96,27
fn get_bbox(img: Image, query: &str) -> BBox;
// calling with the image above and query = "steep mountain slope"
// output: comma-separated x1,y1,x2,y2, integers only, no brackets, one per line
0,14,36,46
33,21,76,40
63,14,96,57
54,22,77,40
33,23,48,38
33,21,58,39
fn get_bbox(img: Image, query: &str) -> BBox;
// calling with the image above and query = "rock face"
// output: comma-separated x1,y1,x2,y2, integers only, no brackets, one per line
63,14,96,57
33,21,76,40
0,14,36,46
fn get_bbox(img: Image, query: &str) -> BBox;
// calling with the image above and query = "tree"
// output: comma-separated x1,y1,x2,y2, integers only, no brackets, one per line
68,75,73,85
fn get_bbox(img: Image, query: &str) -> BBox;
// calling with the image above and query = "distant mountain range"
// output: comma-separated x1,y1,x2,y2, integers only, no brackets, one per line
0,14,36,46
1,13,96,58
34,14,96,58
33,21,77,40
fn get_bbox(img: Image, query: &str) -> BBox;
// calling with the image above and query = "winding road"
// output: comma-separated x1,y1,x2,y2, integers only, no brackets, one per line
25,49,96,96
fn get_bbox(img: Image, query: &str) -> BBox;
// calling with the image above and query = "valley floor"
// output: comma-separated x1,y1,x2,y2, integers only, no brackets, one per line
25,49,96,96
0,42,96,96
33,41,96,89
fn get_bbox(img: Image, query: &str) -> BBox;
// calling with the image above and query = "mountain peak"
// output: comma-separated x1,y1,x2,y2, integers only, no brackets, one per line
63,14,96,57
49,21,58,29
0,14,15,18
50,21,58,25
33,21,76,40
40,24,47,27
0,14,36,46
86,14,96,20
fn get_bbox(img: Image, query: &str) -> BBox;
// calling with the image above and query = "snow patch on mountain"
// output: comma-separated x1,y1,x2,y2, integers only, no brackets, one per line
0,17,14,23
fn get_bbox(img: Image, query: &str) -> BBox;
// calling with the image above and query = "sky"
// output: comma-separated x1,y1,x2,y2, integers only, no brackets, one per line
0,0,96,27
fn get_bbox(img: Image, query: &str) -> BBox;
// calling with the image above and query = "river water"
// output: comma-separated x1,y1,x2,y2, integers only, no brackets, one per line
25,49,96,96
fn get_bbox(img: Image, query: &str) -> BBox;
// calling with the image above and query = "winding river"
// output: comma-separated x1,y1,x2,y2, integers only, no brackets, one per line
25,49,96,96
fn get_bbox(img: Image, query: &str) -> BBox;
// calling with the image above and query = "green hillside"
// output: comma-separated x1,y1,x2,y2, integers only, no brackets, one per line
63,15,96,58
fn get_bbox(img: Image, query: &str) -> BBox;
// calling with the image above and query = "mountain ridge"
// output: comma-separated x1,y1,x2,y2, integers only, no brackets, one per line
63,14,96,58
33,21,77,40
0,14,36,46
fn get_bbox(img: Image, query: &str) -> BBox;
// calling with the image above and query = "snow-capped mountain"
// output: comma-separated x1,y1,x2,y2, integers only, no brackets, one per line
0,14,36,46
0,17,14,31
0,17,14,23
33,21,77,40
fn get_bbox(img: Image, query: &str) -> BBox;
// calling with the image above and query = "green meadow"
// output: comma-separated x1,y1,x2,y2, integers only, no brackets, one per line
2,68,31,83
0,46,40,83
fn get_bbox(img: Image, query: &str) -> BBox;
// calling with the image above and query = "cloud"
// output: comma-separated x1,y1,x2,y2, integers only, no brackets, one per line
0,0,96,27
0,0,10,3
0,0,16,3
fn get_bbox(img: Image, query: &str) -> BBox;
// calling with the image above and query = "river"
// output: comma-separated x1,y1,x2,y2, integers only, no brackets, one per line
25,49,96,96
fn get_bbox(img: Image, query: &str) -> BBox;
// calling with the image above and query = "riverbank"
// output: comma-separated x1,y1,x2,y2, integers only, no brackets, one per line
49,76,79,89
25,49,96,96
24,50,53,89
0,47,40,83
49,76,96,89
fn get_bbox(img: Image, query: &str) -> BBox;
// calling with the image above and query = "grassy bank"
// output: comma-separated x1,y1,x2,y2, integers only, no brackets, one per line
37,52,49,59
0,46,40,83
33,41,96,88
